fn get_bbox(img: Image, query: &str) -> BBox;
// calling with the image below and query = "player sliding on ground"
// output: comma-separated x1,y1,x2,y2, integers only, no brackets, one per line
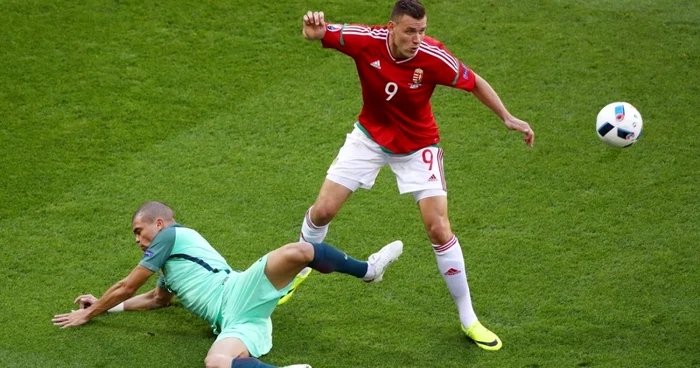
52,201,403,368
280,0,535,351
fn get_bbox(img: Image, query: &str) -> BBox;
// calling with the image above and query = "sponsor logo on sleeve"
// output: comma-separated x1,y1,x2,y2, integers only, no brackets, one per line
326,24,342,32
461,63,469,80
144,250,153,258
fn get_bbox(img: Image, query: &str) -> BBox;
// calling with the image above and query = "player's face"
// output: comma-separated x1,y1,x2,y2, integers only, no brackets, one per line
388,15,427,59
132,216,164,251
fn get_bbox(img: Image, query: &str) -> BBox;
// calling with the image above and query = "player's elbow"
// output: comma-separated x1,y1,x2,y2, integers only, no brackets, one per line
152,288,173,308
154,295,171,308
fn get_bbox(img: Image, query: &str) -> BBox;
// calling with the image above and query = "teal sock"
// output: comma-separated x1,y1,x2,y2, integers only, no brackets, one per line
231,357,277,368
308,242,368,278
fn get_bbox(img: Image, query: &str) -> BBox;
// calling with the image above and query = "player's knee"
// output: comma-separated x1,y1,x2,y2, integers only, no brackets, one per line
204,353,229,368
310,203,336,225
284,242,315,264
426,219,452,244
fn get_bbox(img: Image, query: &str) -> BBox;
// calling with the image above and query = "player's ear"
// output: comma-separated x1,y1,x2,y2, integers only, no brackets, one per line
387,20,395,31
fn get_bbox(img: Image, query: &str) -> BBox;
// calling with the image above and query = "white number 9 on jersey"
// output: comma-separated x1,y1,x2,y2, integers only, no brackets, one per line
385,82,398,101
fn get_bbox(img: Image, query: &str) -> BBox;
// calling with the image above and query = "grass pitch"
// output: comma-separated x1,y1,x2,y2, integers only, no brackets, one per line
1,1,698,367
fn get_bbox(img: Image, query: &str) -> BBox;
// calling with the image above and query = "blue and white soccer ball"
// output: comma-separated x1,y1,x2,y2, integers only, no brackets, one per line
596,102,643,148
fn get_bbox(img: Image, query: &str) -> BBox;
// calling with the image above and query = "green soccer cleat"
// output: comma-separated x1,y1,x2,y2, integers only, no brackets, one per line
462,321,502,351
277,267,312,306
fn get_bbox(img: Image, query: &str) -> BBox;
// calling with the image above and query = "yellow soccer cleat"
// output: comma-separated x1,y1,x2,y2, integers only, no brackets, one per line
462,321,502,351
277,267,312,306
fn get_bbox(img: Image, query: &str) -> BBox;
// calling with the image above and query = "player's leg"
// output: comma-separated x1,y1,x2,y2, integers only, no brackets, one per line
390,147,501,350
418,194,501,351
298,179,353,246
299,127,385,243
282,180,354,306
265,241,403,290
284,127,386,305
283,179,353,305
214,244,401,363
204,337,248,368
204,337,310,368
417,195,472,318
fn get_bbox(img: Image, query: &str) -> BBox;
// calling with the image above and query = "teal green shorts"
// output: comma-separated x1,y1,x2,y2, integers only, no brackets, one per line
214,254,293,357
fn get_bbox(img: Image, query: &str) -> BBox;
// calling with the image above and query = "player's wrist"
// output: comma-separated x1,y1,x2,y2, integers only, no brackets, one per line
500,111,513,123
107,302,125,313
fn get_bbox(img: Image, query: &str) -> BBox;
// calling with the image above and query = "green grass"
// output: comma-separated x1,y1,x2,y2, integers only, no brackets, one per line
1,0,699,367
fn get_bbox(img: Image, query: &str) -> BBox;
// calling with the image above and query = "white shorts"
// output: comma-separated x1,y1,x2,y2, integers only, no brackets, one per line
327,127,447,200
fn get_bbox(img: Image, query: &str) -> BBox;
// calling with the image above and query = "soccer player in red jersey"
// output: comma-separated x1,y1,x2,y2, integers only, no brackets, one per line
284,0,534,351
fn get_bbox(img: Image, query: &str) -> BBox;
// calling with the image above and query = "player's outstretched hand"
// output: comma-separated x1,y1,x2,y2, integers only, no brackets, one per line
52,308,91,329
504,116,534,147
74,294,98,309
302,11,326,40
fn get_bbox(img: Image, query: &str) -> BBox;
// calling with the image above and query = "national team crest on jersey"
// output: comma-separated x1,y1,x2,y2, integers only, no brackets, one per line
412,68,424,84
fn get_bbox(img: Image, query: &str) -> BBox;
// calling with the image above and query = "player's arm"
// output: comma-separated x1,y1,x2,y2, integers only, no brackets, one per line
120,273,174,310
123,286,174,310
75,286,173,312
470,72,535,147
84,265,155,316
470,72,512,121
52,265,154,328
301,11,368,58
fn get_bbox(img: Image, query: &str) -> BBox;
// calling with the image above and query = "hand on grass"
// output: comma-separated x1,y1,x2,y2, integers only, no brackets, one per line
52,308,91,328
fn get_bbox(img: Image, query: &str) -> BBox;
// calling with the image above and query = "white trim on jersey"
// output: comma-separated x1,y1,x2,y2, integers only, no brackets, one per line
342,25,459,68
418,43,459,73
343,31,387,41
342,25,388,40
385,35,418,64
344,25,388,33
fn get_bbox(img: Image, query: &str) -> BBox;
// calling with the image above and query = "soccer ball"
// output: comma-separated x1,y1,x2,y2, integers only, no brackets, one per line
595,102,643,148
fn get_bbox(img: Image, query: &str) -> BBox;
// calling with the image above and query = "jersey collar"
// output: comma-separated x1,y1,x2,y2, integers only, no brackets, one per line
385,31,418,64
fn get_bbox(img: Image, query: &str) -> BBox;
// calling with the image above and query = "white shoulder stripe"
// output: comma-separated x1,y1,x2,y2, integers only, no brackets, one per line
343,25,388,34
343,31,387,40
420,42,457,59
343,25,369,32
419,47,459,73
420,43,459,71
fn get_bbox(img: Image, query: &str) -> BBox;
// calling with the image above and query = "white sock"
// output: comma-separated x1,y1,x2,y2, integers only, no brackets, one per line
433,236,478,328
296,207,330,278
299,206,329,243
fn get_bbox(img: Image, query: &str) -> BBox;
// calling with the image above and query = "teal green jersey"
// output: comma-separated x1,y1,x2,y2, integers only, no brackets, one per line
138,224,232,326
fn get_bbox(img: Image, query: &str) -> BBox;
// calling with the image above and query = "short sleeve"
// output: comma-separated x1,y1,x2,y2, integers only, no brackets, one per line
432,58,475,92
321,23,372,58
424,40,476,92
138,226,176,272
451,62,476,91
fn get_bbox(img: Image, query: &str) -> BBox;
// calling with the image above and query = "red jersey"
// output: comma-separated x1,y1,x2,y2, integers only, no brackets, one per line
321,23,475,154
